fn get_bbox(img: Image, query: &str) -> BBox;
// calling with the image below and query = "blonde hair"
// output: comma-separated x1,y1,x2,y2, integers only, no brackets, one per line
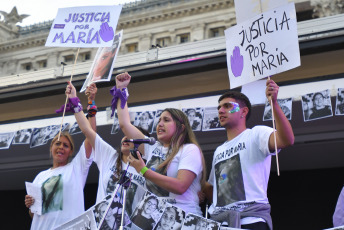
158,108,207,188
50,132,75,156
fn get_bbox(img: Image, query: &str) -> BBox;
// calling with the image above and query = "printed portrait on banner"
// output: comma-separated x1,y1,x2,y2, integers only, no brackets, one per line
301,89,333,122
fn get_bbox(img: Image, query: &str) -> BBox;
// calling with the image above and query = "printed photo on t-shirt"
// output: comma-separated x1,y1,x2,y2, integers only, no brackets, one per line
146,155,169,197
215,155,245,207
42,174,63,214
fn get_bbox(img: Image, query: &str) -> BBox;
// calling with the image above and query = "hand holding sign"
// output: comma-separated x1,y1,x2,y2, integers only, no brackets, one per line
231,46,244,77
99,22,114,42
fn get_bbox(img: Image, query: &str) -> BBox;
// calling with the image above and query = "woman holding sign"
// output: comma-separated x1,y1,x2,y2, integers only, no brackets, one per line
24,86,96,230
112,72,207,215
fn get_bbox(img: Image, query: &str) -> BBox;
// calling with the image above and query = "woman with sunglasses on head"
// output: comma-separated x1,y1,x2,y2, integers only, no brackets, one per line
111,72,207,216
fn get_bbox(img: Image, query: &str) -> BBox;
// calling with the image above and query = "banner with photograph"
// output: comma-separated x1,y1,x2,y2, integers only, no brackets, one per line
225,2,300,89
181,213,220,230
301,89,333,122
263,98,292,121
0,132,15,150
46,5,122,47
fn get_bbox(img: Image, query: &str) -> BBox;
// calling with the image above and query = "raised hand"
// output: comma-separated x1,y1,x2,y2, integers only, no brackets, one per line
230,46,244,77
85,83,97,101
116,72,131,89
66,81,77,98
266,79,279,104
99,22,114,42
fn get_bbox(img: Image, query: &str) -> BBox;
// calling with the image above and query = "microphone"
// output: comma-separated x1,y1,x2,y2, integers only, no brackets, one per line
123,137,156,145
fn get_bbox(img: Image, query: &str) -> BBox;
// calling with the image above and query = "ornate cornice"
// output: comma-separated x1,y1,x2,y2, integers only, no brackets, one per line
118,0,234,29
311,0,344,18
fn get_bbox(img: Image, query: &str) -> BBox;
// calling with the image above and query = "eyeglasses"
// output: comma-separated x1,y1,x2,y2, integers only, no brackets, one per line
217,102,240,113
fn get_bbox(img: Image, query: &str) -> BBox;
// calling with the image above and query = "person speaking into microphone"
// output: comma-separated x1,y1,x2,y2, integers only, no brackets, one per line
113,72,207,216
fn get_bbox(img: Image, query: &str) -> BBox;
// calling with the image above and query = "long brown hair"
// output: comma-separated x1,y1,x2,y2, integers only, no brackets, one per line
157,108,207,187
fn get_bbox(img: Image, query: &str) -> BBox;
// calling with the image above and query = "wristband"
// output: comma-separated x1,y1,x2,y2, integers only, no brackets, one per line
140,166,149,176
87,100,98,117
110,86,129,118
56,97,83,114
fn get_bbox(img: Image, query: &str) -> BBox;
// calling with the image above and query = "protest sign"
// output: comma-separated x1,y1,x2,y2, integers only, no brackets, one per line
225,2,300,89
234,0,288,23
46,5,122,47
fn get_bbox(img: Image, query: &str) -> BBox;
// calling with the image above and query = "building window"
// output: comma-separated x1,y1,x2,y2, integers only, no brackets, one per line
22,63,32,71
80,52,91,62
37,60,47,68
126,43,138,53
178,33,190,44
209,27,225,38
64,55,74,63
156,37,171,47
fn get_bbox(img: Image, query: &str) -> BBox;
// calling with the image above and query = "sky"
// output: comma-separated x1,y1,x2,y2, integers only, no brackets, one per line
0,0,138,26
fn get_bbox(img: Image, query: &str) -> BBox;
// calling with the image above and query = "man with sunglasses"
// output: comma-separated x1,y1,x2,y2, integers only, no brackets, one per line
203,79,294,230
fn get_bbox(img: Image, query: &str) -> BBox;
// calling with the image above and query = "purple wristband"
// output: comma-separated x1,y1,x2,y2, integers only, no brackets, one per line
56,97,83,114
110,86,129,117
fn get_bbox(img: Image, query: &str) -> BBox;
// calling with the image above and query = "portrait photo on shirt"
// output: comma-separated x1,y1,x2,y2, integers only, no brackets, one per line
12,128,32,145
215,155,245,207
54,208,97,230
301,89,333,122
181,213,220,230
42,174,63,214
182,107,204,131
201,107,224,131
0,132,15,149
69,121,82,135
111,112,120,134
30,126,50,148
154,204,185,230
335,88,344,115
263,97,292,121
80,31,123,93
131,111,156,134
99,193,131,230
130,192,166,230
146,155,169,197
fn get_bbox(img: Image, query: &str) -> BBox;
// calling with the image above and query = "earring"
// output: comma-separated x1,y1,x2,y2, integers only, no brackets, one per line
241,115,244,118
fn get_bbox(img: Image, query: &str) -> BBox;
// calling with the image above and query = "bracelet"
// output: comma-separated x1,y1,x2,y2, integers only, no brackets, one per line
110,86,129,118
55,97,83,114
87,100,98,117
140,166,149,176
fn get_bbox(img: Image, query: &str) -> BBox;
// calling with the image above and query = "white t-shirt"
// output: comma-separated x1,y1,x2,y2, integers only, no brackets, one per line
93,134,145,204
208,126,276,219
144,142,203,215
30,143,93,230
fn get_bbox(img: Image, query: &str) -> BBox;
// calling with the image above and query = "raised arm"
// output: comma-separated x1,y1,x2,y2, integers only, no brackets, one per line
84,83,98,158
66,82,97,149
266,79,295,150
114,73,145,139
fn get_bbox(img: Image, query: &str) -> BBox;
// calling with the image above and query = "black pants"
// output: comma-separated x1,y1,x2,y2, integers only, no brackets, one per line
241,222,270,230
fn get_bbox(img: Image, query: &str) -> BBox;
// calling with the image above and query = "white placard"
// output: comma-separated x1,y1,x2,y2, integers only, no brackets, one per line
25,182,42,215
225,2,300,89
45,5,122,47
234,0,288,23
